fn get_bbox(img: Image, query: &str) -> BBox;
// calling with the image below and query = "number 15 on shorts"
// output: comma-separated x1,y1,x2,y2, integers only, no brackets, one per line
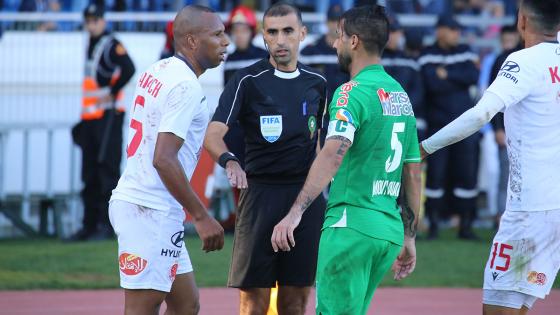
489,242,513,272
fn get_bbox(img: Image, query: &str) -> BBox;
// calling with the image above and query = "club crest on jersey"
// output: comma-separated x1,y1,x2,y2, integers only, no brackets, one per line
260,115,282,143
377,88,413,117
335,109,353,124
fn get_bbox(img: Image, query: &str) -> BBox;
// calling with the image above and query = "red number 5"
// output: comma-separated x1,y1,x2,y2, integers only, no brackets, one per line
490,242,513,272
126,95,145,158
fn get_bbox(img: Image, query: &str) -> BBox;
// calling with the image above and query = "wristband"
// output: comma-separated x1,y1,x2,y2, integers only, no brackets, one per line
218,152,239,168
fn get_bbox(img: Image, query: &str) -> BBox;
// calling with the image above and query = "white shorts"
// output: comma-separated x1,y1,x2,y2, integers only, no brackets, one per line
109,199,193,292
483,209,560,301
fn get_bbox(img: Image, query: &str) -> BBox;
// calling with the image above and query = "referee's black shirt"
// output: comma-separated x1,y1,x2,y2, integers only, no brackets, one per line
212,58,327,184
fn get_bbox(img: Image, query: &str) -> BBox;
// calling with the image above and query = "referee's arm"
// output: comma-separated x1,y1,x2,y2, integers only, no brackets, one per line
203,72,247,189
271,135,352,252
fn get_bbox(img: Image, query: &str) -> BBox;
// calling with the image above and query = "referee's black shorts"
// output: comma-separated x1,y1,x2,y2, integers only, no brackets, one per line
228,179,326,288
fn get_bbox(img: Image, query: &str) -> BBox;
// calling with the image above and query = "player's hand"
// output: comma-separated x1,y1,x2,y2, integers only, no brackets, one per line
391,237,416,281
225,160,248,189
419,142,429,160
193,214,224,253
271,211,302,252
495,130,506,147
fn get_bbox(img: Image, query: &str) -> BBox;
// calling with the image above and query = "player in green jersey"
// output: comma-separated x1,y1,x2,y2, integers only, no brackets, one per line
271,5,422,315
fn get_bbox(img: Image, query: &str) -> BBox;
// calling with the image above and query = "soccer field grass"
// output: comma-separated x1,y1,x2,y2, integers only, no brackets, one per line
0,229,558,290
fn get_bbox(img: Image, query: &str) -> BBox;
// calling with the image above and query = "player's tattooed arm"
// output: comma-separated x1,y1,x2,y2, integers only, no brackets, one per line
272,135,353,252
401,195,417,238
401,163,422,239
292,136,352,215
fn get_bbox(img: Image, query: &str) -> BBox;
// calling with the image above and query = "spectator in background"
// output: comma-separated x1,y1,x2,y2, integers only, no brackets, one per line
300,4,349,108
488,24,521,228
69,3,135,241
419,15,480,240
223,5,268,84
17,0,62,31
160,21,175,59
382,14,426,139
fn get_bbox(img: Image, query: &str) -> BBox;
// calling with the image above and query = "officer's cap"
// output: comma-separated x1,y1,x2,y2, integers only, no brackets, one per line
327,4,344,21
83,4,104,19
387,14,402,32
436,15,461,30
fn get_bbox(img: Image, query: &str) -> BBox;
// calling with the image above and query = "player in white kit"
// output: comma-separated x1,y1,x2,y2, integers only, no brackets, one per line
420,1,560,314
108,5,229,315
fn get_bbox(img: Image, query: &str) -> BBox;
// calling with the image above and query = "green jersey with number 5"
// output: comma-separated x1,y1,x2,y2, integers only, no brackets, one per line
324,64,421,246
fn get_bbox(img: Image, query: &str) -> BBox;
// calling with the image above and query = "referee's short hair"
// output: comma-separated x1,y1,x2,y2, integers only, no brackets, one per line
263,1,303,25
521,0,560,34
340,5,389,56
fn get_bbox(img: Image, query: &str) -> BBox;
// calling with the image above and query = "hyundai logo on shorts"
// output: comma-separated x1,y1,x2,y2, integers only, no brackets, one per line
171,231,184,248
500,61,520,73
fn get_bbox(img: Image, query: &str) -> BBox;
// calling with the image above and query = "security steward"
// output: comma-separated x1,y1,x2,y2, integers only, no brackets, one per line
204,3,327,314
418,15,480,240
70,4,135,241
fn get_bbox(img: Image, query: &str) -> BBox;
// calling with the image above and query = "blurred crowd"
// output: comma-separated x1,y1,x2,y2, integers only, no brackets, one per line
0,0,519,16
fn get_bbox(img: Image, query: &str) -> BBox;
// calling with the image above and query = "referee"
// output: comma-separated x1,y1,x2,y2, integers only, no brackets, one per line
204,3,327,314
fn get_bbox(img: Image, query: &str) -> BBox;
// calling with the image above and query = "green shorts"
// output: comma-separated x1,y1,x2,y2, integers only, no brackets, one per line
315,227,401,315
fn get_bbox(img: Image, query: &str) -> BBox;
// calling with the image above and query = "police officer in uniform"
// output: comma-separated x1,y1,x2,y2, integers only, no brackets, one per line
204,3,327,314
382,15,426,139
419,15,480,240
300,4,349,106
70,4,135,241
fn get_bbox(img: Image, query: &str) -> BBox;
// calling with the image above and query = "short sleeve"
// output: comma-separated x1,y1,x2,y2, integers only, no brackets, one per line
158,81,202,140
326,81,363,143
486,51,539,108
404,118,421,164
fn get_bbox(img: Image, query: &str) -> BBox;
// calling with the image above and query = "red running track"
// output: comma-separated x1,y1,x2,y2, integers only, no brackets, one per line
1,288,559,315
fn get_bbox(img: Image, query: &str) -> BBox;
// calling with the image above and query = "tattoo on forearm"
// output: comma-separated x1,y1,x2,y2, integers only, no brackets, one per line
328,136,352,156
295,192,314,215
401,203,417,238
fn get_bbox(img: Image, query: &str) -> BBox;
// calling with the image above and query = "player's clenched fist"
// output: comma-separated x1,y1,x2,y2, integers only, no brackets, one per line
193,214,225,252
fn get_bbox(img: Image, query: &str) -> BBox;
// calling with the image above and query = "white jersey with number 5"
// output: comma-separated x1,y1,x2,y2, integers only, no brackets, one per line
111,56,209,212
487,40,560,212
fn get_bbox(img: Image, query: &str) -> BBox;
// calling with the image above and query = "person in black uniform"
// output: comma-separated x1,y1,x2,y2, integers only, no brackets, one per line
382,15,426,140
489,24,521,227
419,15,480,240
70,4,135,241
300,4,349,106
204,3,327,315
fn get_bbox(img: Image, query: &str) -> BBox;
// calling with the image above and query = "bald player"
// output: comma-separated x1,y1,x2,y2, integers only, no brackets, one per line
108,5,229,315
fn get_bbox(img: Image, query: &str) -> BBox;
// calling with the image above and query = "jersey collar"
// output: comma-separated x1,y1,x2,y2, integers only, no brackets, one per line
273,68,300,79
174,54,197,74
355,64,384,78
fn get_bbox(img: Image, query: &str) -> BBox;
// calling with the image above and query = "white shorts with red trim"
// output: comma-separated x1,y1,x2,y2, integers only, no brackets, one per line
109,199,193,293
483,209,560,299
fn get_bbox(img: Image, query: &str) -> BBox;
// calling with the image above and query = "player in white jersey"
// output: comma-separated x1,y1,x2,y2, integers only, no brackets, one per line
420,1,560,314
108,5,229,315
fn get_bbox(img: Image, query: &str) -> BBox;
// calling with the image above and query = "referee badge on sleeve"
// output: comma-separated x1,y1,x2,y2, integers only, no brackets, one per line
260,115,283,143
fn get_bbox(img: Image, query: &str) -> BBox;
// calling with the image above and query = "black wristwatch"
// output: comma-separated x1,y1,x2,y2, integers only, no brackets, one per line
218,152,240,168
